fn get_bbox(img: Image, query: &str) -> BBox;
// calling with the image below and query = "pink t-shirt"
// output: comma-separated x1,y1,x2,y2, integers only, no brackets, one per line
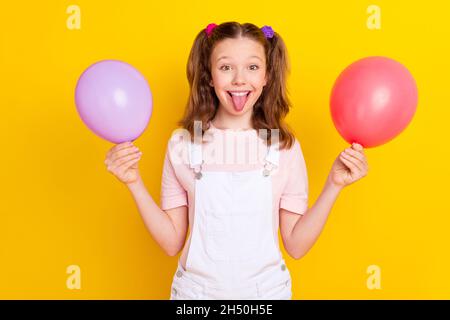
160,122,309,267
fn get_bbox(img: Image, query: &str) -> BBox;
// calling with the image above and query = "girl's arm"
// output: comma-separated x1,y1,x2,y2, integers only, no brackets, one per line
127,176,188,257
282,176,342,259
105,141,188,257
283,143,368,259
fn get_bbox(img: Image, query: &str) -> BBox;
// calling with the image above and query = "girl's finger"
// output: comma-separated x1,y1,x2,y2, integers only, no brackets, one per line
106,141,135,158
105,147,139,166
112,152,142,168
351,143,366,155
110,147,141,163
340,152,363,173
340,157,356,173
344,148,367,167
116,156,142,174
341,158,357,180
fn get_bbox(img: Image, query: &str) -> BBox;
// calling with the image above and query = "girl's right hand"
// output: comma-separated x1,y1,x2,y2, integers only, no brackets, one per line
104,141,143,185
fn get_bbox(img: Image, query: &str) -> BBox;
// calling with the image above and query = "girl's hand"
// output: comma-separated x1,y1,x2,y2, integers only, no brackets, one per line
104,141,143,185
328,143,369,188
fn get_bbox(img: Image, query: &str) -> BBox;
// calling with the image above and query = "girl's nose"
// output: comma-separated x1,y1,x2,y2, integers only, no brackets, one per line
232,70,246,85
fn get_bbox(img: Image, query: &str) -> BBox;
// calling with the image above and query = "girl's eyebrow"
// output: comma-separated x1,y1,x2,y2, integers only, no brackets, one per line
216,55,263,62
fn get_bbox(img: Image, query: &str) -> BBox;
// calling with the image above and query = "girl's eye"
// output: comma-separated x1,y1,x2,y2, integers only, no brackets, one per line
219,65,259,71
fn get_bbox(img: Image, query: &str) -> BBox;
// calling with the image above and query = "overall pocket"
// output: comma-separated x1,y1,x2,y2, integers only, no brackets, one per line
259,277,292,300
256,260,293,300
170,268,204,300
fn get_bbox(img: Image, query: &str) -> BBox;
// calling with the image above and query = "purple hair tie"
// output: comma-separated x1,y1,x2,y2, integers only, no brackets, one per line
205,23,217,37
261,25,274,39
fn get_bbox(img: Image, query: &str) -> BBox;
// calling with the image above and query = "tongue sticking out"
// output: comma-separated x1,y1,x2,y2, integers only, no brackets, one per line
230,93,249,112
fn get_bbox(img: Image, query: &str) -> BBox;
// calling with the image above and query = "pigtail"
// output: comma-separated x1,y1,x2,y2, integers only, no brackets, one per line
259,31,295,149
179,30,218,141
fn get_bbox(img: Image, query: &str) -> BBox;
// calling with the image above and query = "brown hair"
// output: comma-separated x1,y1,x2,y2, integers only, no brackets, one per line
178,21,296,150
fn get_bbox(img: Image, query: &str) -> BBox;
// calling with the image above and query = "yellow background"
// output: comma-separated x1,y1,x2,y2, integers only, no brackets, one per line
1,0,449,299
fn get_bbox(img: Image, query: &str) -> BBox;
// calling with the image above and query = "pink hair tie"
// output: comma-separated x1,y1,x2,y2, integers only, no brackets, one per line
205,23,217,37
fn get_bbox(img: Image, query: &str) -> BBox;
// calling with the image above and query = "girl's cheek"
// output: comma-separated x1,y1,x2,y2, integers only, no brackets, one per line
249,72,266,83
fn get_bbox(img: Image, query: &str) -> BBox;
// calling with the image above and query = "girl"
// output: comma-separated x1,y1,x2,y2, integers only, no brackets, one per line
104,22,369,300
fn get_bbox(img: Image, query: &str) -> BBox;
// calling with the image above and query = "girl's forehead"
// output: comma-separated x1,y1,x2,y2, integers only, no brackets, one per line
211,37,265,61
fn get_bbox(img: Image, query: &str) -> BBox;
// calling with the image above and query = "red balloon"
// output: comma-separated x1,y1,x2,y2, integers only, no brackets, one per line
330,56,418,148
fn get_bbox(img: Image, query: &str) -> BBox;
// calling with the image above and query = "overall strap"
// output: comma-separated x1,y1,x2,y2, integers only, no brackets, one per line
188,140,204,180
188,141,203,168
262,141,280,177
264,142,280,167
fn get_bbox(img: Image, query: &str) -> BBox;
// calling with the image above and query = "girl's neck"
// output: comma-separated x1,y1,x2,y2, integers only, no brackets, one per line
211,110,254,131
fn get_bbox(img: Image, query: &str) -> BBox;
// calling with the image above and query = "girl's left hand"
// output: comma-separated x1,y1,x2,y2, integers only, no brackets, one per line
328,143,369,188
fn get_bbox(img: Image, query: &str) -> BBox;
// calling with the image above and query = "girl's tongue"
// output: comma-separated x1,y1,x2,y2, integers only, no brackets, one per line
229,92,249,112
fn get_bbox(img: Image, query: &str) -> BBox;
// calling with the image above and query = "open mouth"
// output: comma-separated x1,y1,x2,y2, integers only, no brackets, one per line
227,91,251,97
227,91,251,112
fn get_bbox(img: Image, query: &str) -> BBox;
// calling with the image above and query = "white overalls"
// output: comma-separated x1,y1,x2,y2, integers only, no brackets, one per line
170,139,292,300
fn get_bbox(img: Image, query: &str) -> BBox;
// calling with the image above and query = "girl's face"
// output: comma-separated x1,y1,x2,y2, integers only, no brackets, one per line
209,37,267,116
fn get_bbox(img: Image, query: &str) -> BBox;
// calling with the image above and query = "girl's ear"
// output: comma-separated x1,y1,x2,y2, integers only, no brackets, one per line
209,80,214,87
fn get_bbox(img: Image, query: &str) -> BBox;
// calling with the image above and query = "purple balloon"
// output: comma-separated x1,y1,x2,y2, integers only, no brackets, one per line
75,60,152,143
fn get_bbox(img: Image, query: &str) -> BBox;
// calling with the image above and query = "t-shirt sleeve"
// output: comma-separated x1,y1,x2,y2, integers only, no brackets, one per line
280,139,309,215
160,139,188,211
